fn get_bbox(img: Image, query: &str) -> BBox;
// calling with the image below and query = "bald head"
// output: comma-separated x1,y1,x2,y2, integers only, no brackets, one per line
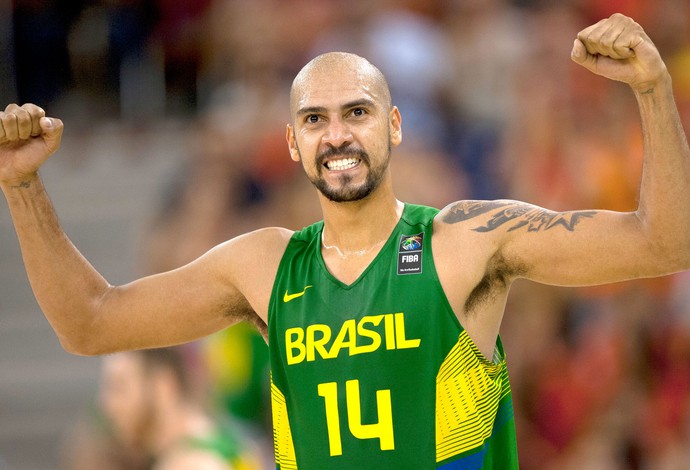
290,52,392,117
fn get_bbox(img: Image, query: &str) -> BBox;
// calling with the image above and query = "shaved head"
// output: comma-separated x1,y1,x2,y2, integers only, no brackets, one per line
286,52,402,203
290,52,392,117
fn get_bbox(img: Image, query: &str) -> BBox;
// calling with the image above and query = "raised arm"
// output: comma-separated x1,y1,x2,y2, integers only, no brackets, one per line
438,14,690,289
0,104,288,355
524,14,690,284
511,14,690,285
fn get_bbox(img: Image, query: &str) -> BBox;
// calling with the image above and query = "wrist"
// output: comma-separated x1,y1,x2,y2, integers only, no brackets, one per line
632,70,672,96
0,172,41,194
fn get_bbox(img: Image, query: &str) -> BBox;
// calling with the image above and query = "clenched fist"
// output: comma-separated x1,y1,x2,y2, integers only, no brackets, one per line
0,103,64,187
571,13,668,92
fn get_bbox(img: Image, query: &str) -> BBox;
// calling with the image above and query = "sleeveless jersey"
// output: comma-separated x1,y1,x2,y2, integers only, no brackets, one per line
268,204,518,469
181,423,261,470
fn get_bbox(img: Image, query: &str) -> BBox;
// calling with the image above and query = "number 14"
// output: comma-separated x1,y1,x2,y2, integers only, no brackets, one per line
317,380,395,456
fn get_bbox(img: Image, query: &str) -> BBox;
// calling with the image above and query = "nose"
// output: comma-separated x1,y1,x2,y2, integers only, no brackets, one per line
322,117,352,149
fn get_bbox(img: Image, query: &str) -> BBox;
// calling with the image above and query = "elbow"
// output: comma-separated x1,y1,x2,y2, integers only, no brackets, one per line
58,334,103,357
64,286,123,356
55,322,111,357
635,212,690,273
48,286,119,356
644,237,690,275
671,247,690,272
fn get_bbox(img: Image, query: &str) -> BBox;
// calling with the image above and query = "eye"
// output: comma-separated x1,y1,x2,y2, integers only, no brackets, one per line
306,114,320,124
351,107,366,117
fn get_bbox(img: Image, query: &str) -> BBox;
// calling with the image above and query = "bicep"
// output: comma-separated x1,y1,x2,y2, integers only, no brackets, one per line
499,204,660,286
84,228,290,354
90,251,249,353
440,199,664,288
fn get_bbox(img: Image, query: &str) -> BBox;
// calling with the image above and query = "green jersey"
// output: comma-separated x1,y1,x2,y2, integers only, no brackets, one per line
268,204,517,469
180,422,260,470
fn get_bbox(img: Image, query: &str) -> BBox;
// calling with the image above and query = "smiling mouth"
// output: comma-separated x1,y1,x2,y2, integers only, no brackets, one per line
324,157,360,171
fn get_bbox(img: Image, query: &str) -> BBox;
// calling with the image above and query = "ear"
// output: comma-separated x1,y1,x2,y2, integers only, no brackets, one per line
286,124,301,162
389,106,402,147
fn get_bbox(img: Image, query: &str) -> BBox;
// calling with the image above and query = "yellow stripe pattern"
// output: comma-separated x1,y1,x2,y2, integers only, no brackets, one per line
436,331,511,462
271,377,298,469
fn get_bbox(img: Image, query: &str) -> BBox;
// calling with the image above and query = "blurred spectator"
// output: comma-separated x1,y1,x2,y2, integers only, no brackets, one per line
440,0,528,199
309,0,451,152
106,0,165,120
13,0,83,106
0,0,16,104
63,346,262,469
152,0,212,114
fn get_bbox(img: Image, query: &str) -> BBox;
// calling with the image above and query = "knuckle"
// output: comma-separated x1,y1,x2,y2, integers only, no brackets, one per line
610,13,629,21
22,103,45,115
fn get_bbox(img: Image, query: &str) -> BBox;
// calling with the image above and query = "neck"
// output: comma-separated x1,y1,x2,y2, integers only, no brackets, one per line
319,184,403,253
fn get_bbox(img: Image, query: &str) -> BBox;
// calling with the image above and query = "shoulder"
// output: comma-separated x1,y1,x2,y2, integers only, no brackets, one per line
433,199,513,245
154,448,229,470
434,198,571,241
210,227,294,262
206,226,295,288
436,199,531,228
432,199,539,280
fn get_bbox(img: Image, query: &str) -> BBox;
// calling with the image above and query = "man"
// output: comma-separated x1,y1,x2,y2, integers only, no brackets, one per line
1,13,688,469
101,348,260,469
65,348,261,469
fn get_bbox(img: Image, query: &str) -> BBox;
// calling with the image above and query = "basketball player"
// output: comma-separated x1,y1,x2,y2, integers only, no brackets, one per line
99,348,260,469
1,14,688,469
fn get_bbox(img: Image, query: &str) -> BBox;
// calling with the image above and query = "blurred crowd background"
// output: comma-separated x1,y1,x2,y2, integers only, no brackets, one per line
2,0,690,468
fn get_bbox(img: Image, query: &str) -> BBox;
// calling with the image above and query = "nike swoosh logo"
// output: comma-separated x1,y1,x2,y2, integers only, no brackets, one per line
283,285,313,303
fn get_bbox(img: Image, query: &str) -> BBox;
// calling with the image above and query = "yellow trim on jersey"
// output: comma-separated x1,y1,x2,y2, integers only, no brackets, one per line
435,330,511,462
271,377,298,469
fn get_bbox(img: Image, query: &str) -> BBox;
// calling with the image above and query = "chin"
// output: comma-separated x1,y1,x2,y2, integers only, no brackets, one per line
321,186,375,203
315,177,380,203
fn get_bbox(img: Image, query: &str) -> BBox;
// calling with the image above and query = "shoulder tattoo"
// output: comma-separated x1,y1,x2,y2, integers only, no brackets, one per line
442,200,596,233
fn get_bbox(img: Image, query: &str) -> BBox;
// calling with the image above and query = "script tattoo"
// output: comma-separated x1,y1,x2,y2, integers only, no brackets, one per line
10,180,32,190
443,201,596,233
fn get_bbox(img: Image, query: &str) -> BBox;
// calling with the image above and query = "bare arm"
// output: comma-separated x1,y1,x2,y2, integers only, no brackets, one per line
440,200,658,286
0,104,289,355
440,14,690,288
521,14,690,285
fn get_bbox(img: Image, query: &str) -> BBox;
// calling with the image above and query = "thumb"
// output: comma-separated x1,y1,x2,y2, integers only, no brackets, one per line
39,117,62,134
570,38,599,74
570,38,588,65
39,117,64,154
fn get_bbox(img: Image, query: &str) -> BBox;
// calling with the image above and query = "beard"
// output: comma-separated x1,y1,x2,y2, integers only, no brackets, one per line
302,140,390,203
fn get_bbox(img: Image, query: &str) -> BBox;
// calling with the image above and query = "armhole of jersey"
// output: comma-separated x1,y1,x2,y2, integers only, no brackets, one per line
267,233,298,329
423,209,463,334
267,222,323,329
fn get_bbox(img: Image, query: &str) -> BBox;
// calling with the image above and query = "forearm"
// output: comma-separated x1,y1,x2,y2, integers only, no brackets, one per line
1,174,112,352
635,74,690,267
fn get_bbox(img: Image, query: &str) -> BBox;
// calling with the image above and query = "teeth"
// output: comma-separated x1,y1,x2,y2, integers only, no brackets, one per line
326,157,359,171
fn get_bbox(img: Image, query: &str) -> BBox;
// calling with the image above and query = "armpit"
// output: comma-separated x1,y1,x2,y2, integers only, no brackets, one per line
464,251,526,315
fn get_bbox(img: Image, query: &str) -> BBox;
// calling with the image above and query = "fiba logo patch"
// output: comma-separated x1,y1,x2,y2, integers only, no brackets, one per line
397,233,423,275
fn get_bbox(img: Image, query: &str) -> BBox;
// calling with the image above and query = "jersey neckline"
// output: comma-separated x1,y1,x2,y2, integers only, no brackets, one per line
315,203,410,290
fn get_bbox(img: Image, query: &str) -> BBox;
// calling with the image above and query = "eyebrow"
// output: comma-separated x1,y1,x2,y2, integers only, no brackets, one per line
296,99,376,117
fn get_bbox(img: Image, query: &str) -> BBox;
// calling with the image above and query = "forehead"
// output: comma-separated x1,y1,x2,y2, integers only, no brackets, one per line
291,62,387,115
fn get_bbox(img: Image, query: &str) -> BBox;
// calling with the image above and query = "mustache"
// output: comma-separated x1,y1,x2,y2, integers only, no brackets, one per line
316,145,370,167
